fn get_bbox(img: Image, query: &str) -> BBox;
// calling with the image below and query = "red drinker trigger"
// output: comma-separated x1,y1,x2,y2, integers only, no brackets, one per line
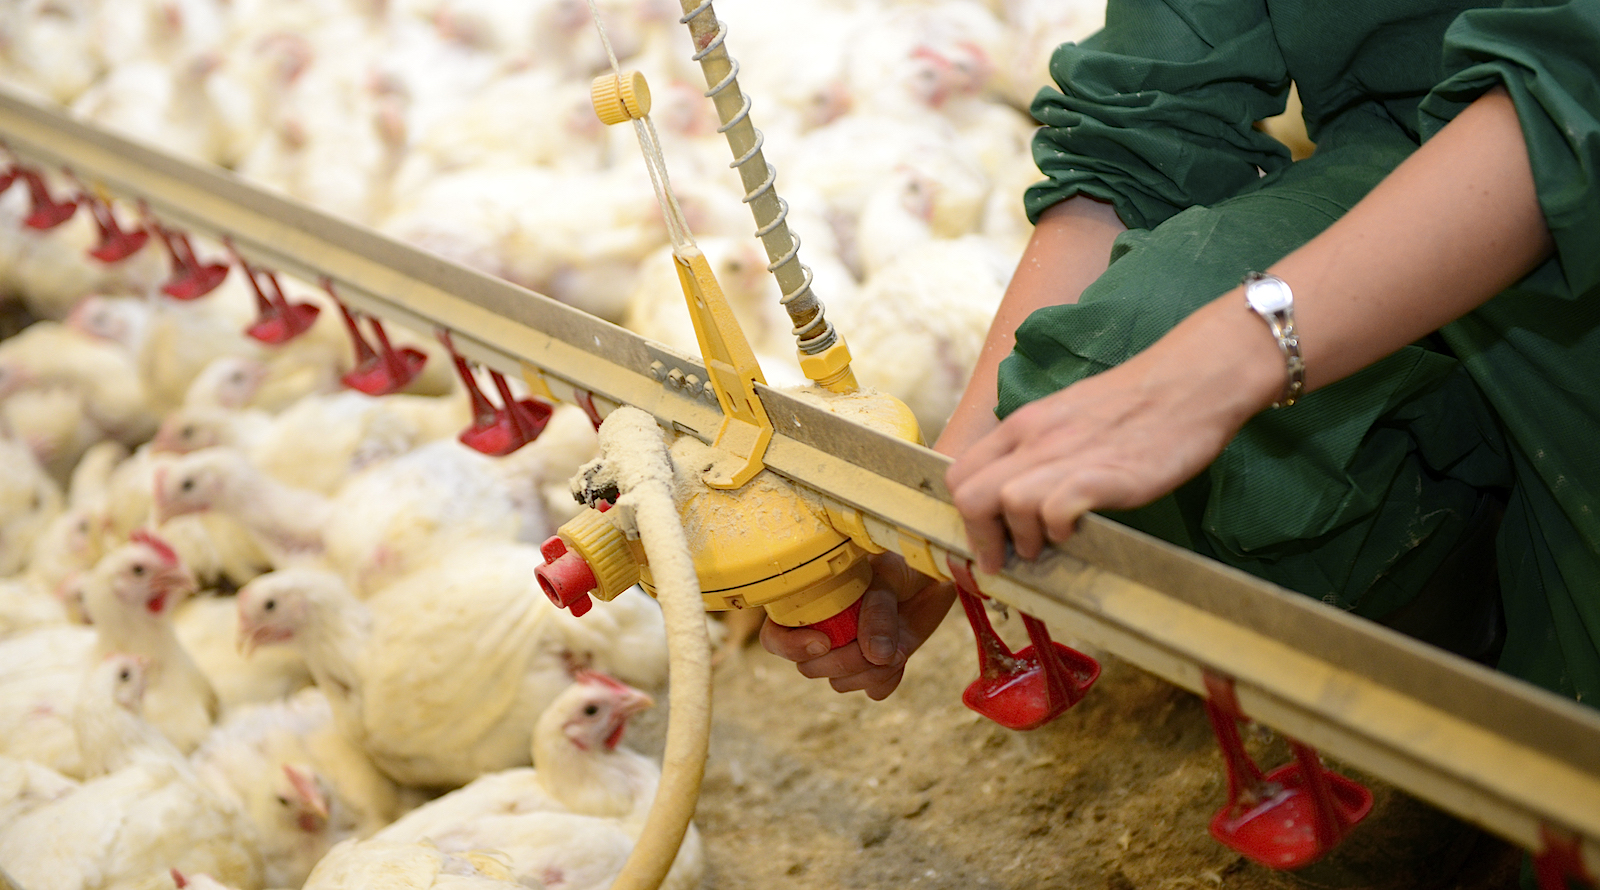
948,556,1099,731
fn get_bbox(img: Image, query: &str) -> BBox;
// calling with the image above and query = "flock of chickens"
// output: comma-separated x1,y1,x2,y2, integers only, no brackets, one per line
0,0,1108,887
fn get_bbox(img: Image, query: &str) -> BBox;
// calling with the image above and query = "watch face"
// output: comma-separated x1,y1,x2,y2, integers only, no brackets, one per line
1247,276,1293,314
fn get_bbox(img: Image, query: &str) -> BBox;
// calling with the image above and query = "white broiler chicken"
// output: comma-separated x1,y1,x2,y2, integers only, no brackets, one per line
772,112,990,282
192,688,402,888
164,279,353,412
87,0,228,71
10,496,112,631
379,164,667,324
988,0,1107,110
233,30,410,226
0,385,104,487
0,185,166,323
0,622,93,775
0,533,215,775
233,538,669,788
0,432,105,626
154,439,543,596
80,532,219,755
64,292,266,417
304,838,524,890
14,437,116,597
182,354,272,410
0,577,71,639
173,591,312,713
91,443,272,589
851,158,990,279
152,387,470,496
0,318,160,448
0,652,265,890
710,0,862,136
829,235,1013,440
0,0,103,105
372,670,705,890
68,55,227,166
0,753,79,834
0,432,65,576
389,66,610,194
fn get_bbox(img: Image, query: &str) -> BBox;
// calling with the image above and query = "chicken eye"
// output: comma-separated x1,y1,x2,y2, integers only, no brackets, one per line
181,425,196,440
583,704,600,716
118,667,131,681
180,478,195,493
131,564,145,576
276,794,290,807
263,598,277,612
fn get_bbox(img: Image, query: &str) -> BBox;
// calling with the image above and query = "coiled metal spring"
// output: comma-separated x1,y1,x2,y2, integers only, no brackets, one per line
680,0,836,356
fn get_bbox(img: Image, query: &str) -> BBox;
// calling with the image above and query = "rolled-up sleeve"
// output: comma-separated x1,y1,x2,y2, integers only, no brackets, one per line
1420,0,1600,299
1025,0,1295,228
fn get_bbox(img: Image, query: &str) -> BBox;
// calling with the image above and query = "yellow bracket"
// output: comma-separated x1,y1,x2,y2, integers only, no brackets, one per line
675,247,773,489
518,360,559,403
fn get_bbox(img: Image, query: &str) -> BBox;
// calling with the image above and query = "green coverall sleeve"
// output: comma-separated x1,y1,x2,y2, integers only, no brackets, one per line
1420,0,1600,299
1024,0,1295,229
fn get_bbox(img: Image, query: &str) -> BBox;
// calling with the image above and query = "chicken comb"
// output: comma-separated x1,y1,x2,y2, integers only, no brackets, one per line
573,668,631,695
170,869,187,889
130,528,180,566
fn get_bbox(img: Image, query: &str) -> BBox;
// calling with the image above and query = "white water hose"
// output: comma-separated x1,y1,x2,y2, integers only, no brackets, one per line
590,406,712,890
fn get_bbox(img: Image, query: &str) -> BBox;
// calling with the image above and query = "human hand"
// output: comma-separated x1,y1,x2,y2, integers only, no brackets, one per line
760,550,957,700
945,294,1282,574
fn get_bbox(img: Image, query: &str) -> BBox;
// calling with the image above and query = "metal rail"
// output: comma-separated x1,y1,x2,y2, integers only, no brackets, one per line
2,85,1597,874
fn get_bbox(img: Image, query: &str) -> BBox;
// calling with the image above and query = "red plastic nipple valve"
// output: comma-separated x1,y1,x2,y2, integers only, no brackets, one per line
439,330,551,456
81,192,148,263
334,290,425,394
152,219,229,300
17,168,77,229
1201,672,1373,870
948,556,1099,730
224,242,319,343
1534,825,1597,890
536,535,596,618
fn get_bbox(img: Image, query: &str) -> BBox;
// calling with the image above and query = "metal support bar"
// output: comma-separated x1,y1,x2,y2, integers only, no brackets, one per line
1,84,1596,873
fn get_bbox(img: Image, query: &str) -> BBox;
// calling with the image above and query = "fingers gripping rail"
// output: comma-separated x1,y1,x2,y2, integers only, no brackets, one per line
1,85,1597,881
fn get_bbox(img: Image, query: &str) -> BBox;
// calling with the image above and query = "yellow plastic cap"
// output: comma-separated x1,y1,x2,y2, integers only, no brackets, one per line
557,507,642,602
590,71,652,125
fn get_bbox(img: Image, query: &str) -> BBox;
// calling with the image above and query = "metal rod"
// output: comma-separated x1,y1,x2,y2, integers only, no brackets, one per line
0,84,1595,874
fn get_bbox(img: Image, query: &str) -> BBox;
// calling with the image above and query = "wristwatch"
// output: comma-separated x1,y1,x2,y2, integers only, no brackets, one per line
1242,271,1305,408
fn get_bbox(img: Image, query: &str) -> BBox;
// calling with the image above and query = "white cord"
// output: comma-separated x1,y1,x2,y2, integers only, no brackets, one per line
586,0,697,254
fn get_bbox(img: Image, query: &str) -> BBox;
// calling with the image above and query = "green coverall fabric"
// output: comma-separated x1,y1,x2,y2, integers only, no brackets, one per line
1000,0,1600,705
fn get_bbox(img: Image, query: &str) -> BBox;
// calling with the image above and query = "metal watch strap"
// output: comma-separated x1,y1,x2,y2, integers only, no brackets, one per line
1242,271,1305,408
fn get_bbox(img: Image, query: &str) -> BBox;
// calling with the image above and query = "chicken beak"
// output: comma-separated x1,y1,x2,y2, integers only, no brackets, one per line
284,764,329,829
616,686,655,719
237,624,256,657
144,566,196,616
604,686,655,750
151,467,174,524
150,422,179,454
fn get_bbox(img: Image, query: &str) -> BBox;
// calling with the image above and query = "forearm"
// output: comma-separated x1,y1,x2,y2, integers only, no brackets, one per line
1194,86,1554,412
933,196,1127,457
